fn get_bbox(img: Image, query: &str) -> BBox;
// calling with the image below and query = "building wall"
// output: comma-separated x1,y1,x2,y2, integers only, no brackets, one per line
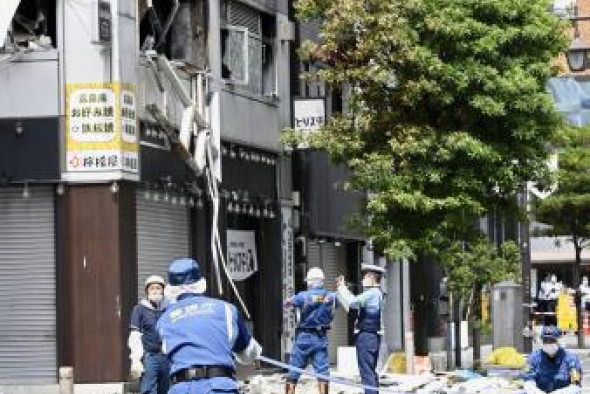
219,1,291,151
0,0,290,384
0,52,59,118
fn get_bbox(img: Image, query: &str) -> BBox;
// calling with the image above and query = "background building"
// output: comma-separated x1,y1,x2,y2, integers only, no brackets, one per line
0,0,290,390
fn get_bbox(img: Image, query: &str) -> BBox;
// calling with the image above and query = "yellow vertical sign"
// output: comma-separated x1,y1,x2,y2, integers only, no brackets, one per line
65,83,139,178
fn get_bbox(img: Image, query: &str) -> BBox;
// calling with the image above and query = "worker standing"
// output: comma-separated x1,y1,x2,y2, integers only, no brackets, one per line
284,267,337,394
336,264,385,394
128,275,170,394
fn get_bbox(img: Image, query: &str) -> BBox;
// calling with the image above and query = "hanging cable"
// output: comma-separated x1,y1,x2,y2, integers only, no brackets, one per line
205,143,251,319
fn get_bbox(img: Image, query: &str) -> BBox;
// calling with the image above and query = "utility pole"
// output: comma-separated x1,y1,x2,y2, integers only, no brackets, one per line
446,292,454,370
402,260,415,374
519,187,533,353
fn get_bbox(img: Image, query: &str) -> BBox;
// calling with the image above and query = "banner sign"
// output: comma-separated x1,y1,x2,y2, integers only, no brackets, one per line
65,83,139,180
281,206,296,355
227,230,258,281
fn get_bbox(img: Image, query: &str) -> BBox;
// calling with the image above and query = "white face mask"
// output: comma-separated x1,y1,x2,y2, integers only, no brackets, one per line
362,278,373,288
542,343,559,357
148,293,163,304
583,278,588,286
307,279,324,288
551,275,557,283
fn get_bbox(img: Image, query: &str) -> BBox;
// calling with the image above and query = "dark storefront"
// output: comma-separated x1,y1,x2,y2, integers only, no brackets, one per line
219,142,282,360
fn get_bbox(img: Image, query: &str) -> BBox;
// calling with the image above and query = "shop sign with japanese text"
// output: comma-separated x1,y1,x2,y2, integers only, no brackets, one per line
227,230,258,281
65,83,139,180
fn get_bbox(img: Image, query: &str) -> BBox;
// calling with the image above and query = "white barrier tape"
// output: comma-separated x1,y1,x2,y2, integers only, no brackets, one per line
257,355,407,393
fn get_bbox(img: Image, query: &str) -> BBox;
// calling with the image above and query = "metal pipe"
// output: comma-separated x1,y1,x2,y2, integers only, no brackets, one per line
155,0,179,50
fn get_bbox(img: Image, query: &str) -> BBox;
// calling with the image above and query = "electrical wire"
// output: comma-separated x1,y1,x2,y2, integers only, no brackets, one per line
205,142,251,319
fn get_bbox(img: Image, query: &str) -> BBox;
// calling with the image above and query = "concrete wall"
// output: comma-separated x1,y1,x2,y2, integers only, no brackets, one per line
219,2,290,151
0,52,59,118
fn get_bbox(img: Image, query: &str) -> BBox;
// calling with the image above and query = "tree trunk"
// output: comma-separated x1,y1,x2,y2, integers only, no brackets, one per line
574,244,584,348
454,295,462,367
471,284,482,370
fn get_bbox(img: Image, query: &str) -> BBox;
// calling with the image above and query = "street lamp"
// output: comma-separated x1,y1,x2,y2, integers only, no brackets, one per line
566,6,590,72
567,36,590,71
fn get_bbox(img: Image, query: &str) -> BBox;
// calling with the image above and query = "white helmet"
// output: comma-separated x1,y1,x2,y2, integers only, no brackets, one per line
144,275,166,290
306,267,325,282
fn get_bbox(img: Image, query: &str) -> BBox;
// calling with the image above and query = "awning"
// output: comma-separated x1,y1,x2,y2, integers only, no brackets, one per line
531,235,590,263
0,0,21,46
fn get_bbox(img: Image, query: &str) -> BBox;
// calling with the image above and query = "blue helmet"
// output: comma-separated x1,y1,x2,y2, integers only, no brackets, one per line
541,325,561,340
168,258,202,286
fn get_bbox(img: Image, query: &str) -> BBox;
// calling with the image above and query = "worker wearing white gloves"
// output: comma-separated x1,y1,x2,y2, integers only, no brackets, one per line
128,275,169,394
523,326,582,394
336,264,385,394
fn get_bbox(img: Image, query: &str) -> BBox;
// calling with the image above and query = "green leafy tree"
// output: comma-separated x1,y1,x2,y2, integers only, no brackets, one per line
294,0,567,258
437,238,520,368
292,0,568,362
534,127,590,348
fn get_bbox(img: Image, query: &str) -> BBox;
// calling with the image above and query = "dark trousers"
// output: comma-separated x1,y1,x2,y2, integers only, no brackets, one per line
545,299,558,326
355,331,380,394
141,353,170,394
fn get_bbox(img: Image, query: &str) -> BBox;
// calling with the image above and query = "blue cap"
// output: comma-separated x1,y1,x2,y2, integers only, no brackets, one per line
541,325,561,340
168,258,202,286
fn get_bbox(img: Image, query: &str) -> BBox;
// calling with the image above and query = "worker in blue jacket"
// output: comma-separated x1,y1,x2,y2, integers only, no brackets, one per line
284,267,337,394
336,264,385,394
128,275,170,394
523,325,582,394
157,258,262,394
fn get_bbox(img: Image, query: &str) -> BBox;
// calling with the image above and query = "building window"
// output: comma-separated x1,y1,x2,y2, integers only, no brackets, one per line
1,0,57,52
221,0,276,97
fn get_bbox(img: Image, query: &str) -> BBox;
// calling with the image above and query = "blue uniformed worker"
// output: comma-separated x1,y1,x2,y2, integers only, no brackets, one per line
336,264,385,394
523,325,582,394
284,267,337,394
157,258,262,394
128,275,170,394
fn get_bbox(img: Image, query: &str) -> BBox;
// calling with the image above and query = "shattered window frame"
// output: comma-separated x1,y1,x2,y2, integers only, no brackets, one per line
1,0,57,53
221,0,277,97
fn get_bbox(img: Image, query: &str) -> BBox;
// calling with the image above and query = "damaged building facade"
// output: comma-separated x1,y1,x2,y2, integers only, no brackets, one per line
0,0,291,390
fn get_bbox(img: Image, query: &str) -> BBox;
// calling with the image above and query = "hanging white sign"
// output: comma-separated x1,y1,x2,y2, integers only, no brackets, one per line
227,230,258,281
293,98,326,136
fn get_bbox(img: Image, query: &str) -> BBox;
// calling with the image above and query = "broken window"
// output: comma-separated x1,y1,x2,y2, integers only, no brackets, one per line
139,0,175,57
221,0,276,97
1,0,56,52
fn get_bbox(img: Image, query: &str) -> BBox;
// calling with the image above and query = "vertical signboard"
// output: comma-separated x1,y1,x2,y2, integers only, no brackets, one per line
226,230,258,281
293,98,326,136
65,83,139,181
281,206,296,357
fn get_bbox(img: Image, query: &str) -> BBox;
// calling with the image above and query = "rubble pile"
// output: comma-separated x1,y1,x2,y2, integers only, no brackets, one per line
239,369,526,394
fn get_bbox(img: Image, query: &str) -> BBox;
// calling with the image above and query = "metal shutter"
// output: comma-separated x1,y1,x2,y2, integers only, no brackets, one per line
136,190,190,297
0,187,56,384
227,0,261,35
307,241,348,362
